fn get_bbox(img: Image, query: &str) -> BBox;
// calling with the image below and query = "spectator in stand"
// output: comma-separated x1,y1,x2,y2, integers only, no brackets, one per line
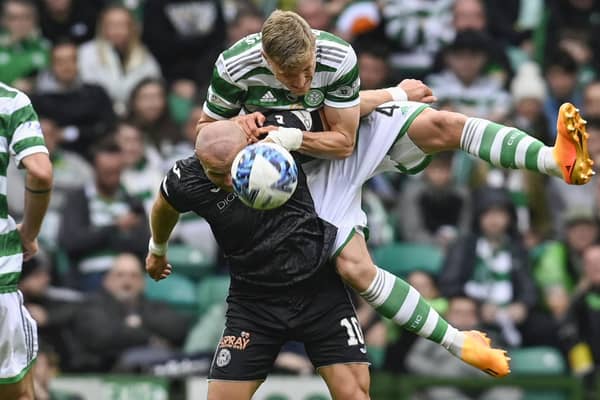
18,253,83,370
114,121,164,215
226,6,263,47
583,80,600,118
142,0,225,88
0,0,49,91
543,49,583,139
354,36,390,90
334,0,380,42
426,30,511,121
448,0,512,86
33,344,83,400
542,0,600,82
559,244,600,398
533,208,600,321
36,0,100,44
79,5,161,115
588,118,600,172
473,62,554,237
57,137,149,291
396,151,471,248
484,0,546,59
69,253,192,372
7,116,93,249
295,0,331,31
32,40,116,157
126,78,184,159
378,0,454,80
438,187,551,347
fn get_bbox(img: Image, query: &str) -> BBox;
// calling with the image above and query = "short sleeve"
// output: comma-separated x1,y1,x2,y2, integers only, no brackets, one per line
160,162,193,213
324,46,360,108
202,54,246,119
8,91,48,166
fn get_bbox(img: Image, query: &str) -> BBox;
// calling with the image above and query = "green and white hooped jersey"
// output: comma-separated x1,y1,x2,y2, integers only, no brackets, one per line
203,30,360,119
0,82,48,291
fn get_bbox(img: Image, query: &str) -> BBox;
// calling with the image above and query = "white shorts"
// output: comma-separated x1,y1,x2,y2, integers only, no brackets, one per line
305,101,431,254
0,290,38,383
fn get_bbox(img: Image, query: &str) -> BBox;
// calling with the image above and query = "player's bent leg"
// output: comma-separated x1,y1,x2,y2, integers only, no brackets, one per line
335,233,377,292
336,235,510,377
406,104,593,185
403,108,467,153
318,363,370,400
207,380,262,400
0,369,35,400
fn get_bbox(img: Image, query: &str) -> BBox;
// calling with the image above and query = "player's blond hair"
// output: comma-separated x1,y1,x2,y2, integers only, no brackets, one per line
261,10,316,70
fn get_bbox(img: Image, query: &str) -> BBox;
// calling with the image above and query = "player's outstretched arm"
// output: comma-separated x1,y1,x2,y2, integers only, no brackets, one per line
258,104,360,159
298,104,360,159
19,153,53,261
146,193,180,281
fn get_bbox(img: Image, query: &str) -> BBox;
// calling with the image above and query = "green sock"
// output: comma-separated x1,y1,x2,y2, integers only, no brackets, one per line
460,117,561,177
360,267,464,356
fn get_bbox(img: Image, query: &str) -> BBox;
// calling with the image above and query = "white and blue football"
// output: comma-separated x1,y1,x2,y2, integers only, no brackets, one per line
231,142,298,210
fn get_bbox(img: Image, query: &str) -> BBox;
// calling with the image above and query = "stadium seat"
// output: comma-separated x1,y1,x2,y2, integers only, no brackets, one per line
167,244,214,280
510,346,566,375
510,347,568,400
371,242,443,277
145,272,198,314
197,275,230,315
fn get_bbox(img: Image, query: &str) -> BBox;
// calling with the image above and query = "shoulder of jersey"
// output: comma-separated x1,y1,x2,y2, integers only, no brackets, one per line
221,33,265,82
314,30,353,70
0,83,29,115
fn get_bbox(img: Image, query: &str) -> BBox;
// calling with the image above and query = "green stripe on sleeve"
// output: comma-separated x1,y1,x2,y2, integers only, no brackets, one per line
211,69,245,103
4,104,38,138
12,136,45,155
205,101,240,119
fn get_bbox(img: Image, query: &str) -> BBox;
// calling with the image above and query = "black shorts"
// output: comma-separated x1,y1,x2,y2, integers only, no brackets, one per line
208,264,369,381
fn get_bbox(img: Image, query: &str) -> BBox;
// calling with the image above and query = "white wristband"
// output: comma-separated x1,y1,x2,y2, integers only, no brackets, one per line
266,127,303,151
148,238,168,256
384,87,408,102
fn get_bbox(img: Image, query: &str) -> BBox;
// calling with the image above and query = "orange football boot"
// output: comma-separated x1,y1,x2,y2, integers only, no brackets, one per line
460,330,511,378
554,103,594,184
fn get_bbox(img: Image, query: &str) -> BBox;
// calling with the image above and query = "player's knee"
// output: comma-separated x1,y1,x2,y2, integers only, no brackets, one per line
336,252,375,290
428,110,467,150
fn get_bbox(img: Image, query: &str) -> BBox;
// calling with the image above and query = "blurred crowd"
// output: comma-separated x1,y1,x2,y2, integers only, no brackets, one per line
2,0,600,398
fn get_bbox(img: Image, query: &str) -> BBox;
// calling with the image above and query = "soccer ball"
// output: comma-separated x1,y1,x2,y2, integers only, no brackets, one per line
231,142,298,210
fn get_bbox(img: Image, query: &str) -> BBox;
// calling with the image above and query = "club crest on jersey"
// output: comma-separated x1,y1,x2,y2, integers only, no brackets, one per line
304,89,324,107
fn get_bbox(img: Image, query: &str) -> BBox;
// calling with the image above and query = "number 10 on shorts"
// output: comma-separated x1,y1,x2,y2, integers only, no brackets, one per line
341,317,365,346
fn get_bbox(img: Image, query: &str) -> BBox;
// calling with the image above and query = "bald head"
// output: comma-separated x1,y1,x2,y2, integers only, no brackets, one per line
196,120,246,165
196,121,247,190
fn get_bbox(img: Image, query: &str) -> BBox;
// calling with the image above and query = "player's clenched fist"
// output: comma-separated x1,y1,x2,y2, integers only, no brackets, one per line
145,253,172,281
232,112,266,143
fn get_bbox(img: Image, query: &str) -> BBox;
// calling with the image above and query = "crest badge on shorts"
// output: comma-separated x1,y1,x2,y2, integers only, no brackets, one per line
304,89,324,107
216,348,231,367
